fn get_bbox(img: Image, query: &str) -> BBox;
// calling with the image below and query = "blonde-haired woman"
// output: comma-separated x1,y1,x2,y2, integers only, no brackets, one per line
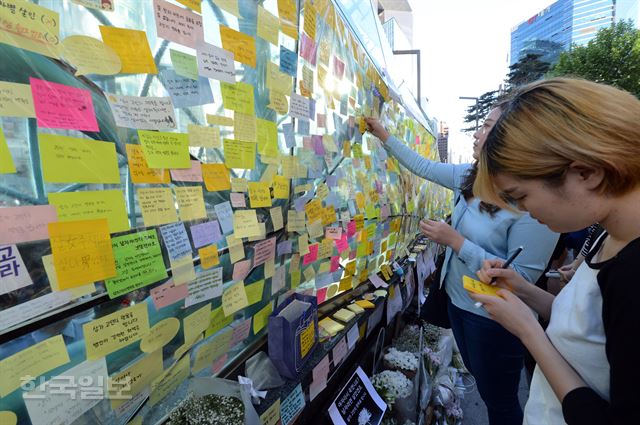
470,78,640,425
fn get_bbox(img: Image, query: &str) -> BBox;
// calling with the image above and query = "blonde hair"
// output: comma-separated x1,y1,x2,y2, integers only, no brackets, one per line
474,78,640,208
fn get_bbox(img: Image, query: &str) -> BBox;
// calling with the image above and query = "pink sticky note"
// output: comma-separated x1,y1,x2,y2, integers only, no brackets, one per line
212,353,228,374
332,337,348,365
29,77,99,131
325,226,342,240
333,58,345,79
316,287,328,304
150,279,188,309
347,221,356,237
300,33,317,65
330,256,340,273
231,318,252,347
0,205,58,244
303,243,319,265
170,160,203,182
334,235,349,253
153,0,204,48
313,355,330,382
232,259,252,281
253,237,276,267
230,192,246,208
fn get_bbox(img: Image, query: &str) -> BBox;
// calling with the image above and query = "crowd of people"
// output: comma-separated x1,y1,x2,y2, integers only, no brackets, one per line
365,77,640,425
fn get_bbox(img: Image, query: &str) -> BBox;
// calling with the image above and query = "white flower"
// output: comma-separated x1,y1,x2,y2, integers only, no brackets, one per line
384,347,418,371
358,408,372,425
371,370,413,406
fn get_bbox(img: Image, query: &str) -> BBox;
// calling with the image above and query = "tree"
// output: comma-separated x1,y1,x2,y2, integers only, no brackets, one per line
549,20,640,98
506,53,551,89
461,90,499,133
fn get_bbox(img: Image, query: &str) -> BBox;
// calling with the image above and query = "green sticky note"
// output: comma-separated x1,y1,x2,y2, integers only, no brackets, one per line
0,128,16,174
170,49,199,80
246,279,265,306
220,81,255,114
105,230,168,299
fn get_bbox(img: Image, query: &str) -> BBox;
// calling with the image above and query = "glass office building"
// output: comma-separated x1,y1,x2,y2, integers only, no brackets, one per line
510,0,619,65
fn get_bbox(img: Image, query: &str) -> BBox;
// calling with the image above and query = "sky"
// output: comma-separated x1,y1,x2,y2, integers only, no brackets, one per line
409,0,555,163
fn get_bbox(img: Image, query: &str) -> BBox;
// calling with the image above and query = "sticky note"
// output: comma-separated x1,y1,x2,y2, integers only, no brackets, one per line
206,114,234,126
267,61,293,94
231,317,251,346
233,259,251,281
61,35,122,76
281,384,305,425
202,163,231,191
188,124,221,148
170,49,198,80
213,0,240,16
0,81,35,117
260,399,281,425
39,134,119,184
257,6,279,45
100,26,158,74
48,190,129,234
221,81,254,114
278,0,299,39
205,306,233,337
224,138,256,169
138,130,190,169
196,41,235,83
0,335,70,397
170,254,196,285
183,302,212,343
227,235,245,263
106,230,167,299
254,237,276,267
190,220,222,248
257,118,279,157
185,267,223,307
160,222,192,261
462,275,502,297
231,178,248,192
140,317,180,353
43,254,95,300
137,188,178,227
215,201,234,234
126,144,170,184
299,33,317,65
199,245,220,269
108,349,162,409
0,205,57,244
280,45,298,77
49,219,116,289
234,111,257,142
270,206,284,231
248,182,272,208
150,354,190,406
220,25,256,68
318,317,344,337
153,0,204,48
30,77,98,131
0,244,33,295
222,280,249,317
268,90,289,115
193,329,232,372
303,1,317,40
233,210,261,238
170,160,202,183
177,0,202,13
107,94,176,130
83,303,150,360
175,186,207,221
245,279,264,305
0,129,15,174
159,69,214,109
0,1,60,58
150,280,189,309
253,301,273,334
290,93,312,120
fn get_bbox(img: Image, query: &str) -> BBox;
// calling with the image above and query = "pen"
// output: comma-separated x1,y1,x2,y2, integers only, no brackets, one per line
491,246,524,284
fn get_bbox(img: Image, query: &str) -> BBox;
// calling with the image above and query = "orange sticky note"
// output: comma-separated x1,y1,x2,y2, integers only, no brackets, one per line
199,245,219,269
99,26,157,74
462,275,502,297
48,219,116,289
220,25,256,68
202,163,231,191
126,144,170,184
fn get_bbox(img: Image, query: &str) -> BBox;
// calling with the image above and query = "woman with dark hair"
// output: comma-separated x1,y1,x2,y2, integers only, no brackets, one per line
365,113,558,425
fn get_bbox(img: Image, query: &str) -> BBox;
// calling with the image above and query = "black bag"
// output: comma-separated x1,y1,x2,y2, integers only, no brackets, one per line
420,249,451,329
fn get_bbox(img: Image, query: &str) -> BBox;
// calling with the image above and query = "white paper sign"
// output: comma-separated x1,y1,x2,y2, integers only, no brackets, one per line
328,367,386,425
289,93,311,121
185,267,223,307
213,201,234,234
0,291,72,331
196,41,235,83
106,93,177,130
0,244,33,295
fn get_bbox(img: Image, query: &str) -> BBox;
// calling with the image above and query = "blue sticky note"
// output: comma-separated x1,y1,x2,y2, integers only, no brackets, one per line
283,122,296,148
213,201,234,234
190,220,222,248
280,45,298,77
160,69,214,109
160,221,192,261
281,384,305,425
297,119,310,135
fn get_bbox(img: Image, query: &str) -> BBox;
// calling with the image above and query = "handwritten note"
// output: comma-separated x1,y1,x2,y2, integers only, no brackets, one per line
220,81,255,114
0,335,69,398
185,267,223,307
199,245,219,269
269,90,289,115
260,399,281,425
183,302,212,343
190,220,222,248
159,69,214,109
140,317,180,353
188,124,220,148
233,210,261,238
170,160,202,183
126,144,170,184
253,237,276,267
257,118,279,157
150,279,189,309
267,61,293,94
170,49,198,80
0,244,32,295
83,303,150,360
193,329,232,372
196,41,235,83
205,306,233,337
222,280,249,317
220,25,256,67
160,222,192,261
61,35,122,76
248,181,271,208
280,45,298,77
108,350,162,409
48,189,129,234
0,81,35,117
137,188,178,226
30,77,98,131
170,254,196,285
0,1,60,58
214,201,234,234
206,114,234,126
153,0,203,48
224,138,256,169
281,384,306,425
202,163,231,191
213,0,240,16
138,130,190,169
463,275,502,297
107,94,176,130
0,205,57,244
257,6,279,45
149,354,189,406
99,26,157,74
290,93,312,120
105,230,167,299
175,186,207,221
234,111,257,142
49,219,116,289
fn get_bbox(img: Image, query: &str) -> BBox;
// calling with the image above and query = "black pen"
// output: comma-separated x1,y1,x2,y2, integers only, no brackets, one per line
491,246,524,284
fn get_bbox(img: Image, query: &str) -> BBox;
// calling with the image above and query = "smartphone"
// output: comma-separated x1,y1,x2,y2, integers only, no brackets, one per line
545,270,561,279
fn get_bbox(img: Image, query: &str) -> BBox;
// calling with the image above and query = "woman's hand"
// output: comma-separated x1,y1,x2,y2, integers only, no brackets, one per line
364,117,390,142
469,290,539,340
558,264,576,283
476,259,531,296
419,220,465,252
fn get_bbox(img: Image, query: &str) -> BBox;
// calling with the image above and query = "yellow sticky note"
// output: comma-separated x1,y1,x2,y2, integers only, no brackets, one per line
188,124,221,148
268,90,289,115
177,0,202,13
0,335,69,397
305,199,323,223
0,129,16,174
61,35,122,76
272,175,290,199
0,81,35,117
222,280,249,317
234,111,257,142
99,26,157,74
224,138,256,169
205,306,233,337
462,275,502,297
221,81,255,114
227,235,245,263
213,0,239,17
193,329,232,372
83,303,150,360
175,186,207,221
220,25,256,67
355,299,375,309
202,163,231,191
231,177,248,192
183,303,212,343
248,182,272,208
257,118,279,158
267,61,293,95
43,254,96,299
0,1,60,58
170,254,196,285
138,130,190,169
257,7,280,45
270,206,284,231
150,354,190,406
318,317,344,337
199,245,219,269
245,279,265,306
126,144,170,184
300,321,315,357
108,350,162,409
0,412,17,425
233,210,261,238
49,219,116,289
253,301,273,334
48,190,130,234
140,317,181,353
206,114,234,126
39,134,119,184
137,188,178,227
260,399,281,425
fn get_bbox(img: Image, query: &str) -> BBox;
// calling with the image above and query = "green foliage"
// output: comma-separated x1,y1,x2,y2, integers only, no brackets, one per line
506,53,551,89
461,90,499,133
549,20,640,98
